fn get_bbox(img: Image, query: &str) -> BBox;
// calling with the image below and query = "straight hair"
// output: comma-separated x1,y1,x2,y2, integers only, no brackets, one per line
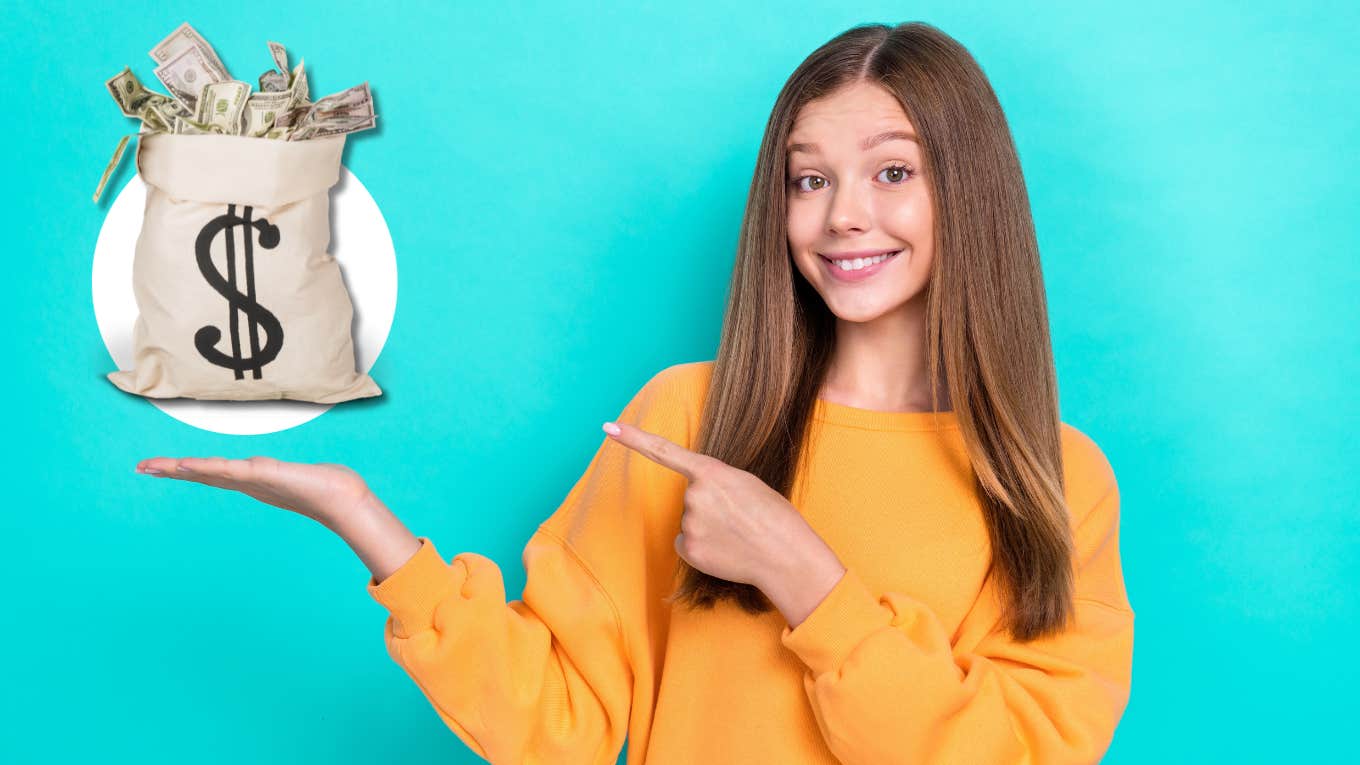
664,21,1075,642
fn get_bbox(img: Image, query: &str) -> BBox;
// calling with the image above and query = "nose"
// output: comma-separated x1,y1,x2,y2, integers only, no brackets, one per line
825,181,870,236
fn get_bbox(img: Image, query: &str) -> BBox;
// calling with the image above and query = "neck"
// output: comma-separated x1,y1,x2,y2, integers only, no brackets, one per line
819,296,950,412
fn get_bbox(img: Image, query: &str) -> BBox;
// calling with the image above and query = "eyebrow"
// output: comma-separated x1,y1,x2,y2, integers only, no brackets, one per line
786,129,918,155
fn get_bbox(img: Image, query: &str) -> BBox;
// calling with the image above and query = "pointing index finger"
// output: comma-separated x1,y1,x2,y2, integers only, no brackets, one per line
604,421,709,480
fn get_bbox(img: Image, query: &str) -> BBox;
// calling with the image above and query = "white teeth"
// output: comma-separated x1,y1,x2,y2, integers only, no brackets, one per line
829,251,897,271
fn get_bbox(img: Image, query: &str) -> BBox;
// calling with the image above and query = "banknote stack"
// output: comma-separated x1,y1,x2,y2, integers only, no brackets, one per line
94,21,377,202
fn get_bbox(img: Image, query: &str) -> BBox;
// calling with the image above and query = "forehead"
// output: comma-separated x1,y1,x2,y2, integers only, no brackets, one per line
787,82,915,148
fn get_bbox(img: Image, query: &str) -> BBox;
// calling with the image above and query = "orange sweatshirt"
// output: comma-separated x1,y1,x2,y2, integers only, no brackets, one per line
366,360,1135,764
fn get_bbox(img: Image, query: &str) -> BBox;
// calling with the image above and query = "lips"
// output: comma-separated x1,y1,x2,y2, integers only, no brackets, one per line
818,249,901,283
818,248,901,261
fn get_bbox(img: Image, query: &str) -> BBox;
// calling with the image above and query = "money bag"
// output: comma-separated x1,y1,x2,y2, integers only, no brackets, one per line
107,131,381,403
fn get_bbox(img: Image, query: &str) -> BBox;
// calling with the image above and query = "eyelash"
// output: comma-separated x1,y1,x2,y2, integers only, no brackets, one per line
789,164,915,193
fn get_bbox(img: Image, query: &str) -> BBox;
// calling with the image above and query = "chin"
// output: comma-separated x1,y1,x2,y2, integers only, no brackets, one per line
822,290,923,324
822,299,894,323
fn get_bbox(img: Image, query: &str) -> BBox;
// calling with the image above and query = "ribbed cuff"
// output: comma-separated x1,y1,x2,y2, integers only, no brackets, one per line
366,536,459,638
780,566,893,676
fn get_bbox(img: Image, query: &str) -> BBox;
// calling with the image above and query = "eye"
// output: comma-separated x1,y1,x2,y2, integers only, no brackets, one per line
789,164,916,194
877,164,915,184
789,174,827,193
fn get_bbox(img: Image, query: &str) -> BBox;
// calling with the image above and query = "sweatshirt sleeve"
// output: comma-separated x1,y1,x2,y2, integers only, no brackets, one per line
365,365,697,764
778,432,1135,765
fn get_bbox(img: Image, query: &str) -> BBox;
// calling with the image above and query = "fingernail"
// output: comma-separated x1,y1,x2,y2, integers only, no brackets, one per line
602,422,621,436
139,467,162,475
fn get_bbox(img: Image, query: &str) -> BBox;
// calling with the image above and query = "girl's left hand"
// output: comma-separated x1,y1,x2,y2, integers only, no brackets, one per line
602,419,819,591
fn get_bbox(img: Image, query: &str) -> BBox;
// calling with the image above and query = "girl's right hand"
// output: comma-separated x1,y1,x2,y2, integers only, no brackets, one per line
135,455,376,531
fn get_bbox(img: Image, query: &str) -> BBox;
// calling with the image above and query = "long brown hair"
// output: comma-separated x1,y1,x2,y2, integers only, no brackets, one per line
665,21,1076,642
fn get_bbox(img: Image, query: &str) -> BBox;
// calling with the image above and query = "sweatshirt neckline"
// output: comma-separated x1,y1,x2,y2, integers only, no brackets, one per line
812,397,960,431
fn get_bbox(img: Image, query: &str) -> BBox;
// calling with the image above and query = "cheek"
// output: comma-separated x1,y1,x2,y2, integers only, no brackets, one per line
786,204,822,277
880,192,933,245
786,204,819,248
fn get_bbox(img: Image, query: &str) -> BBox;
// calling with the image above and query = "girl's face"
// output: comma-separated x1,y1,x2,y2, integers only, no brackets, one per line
786,81,935,324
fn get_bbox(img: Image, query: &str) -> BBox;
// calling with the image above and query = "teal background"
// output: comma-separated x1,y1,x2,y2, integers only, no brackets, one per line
3,1,1355,762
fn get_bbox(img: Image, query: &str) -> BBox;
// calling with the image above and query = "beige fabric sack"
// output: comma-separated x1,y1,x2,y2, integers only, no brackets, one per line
107,132,381,403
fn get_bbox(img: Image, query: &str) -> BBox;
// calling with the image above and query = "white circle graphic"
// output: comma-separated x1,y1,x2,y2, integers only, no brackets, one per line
92,166,397,435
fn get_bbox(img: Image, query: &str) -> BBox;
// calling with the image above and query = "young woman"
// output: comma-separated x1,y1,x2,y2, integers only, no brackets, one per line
137,21,1134,764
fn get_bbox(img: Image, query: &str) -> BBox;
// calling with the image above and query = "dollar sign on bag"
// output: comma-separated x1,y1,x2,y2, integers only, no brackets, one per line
193,204,285,379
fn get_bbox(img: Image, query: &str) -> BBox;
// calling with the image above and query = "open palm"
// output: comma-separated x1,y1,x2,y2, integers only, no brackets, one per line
135,455,375,529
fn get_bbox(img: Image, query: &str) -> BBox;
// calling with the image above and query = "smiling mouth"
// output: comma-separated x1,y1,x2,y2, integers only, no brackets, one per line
819,250,901,272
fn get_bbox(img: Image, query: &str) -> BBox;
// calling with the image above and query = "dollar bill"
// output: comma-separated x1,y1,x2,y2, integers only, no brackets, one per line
154,97,193,124
259,69,289,93
309,81,371,114
153,44,229,111
147,22,228,112
267,41,289,74
258,41,293,94
242,91,292,137
288,115,377,142
271,103,311,131
290,81,377,141
105,67,171,117
172,114,215,135
287,58,310,108
292,82,372,128
195,80,252,135
149,23,226,66
95,22,380,202
92,134,132,202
